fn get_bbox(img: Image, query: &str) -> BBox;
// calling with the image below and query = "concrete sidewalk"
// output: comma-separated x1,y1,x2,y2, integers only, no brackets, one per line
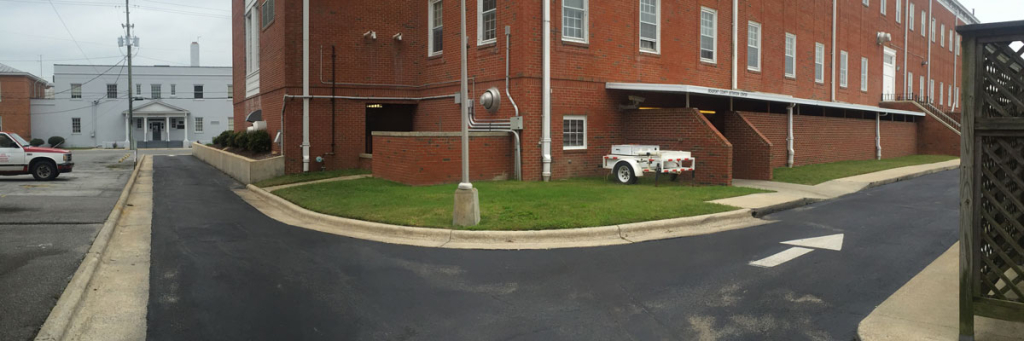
857,243,1024,341
712,159,960,211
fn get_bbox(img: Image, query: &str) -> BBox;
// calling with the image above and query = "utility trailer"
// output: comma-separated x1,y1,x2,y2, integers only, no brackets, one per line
602,145,696,185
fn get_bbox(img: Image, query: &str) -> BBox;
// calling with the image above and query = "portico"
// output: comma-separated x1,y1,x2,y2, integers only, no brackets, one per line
123,101,190,148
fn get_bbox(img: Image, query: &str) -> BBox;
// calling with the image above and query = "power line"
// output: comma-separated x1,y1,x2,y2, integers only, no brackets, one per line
47,0,101,74
139,0,227,13
51,57,127,95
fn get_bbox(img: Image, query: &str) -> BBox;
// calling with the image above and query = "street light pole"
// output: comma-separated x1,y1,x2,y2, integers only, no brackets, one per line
124,0,136,167
452,0,480,226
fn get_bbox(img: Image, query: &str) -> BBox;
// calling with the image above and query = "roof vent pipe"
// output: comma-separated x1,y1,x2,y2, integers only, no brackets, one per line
190,42,200,67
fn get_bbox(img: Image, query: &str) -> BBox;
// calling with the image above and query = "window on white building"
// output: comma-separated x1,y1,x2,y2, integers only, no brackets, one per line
562,115,586,150
747,21,761,71
228,117,234,131
195,117,204,133
136,118,142,129
107,84,117,98
478,0,496,44
815,43,825,83
429,0,443,56
171,84,176,97
639,0,659,53
785,33,796,78
562,0,587,42
151,84,161,99
136,84,141,96
194,85,204,99
861,57,868,92
227,84,233,99
840,51,849,88
700,7,717,63
72,117,81,134
71,84,82,99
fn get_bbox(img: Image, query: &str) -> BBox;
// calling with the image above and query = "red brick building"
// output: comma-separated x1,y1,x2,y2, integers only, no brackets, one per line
232,0,975,185
0,63,49,139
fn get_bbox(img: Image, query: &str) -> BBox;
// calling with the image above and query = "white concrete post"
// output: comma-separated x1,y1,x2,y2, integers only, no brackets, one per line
166,117,170,142
183,115,189,145
143,117,148,142
124,115,130,147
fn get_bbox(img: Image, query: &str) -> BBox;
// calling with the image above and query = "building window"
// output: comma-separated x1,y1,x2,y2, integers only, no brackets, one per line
194,85,204,99
880,0,886,15
151,84,161,99
956,35,961,55
784,33,796,78
815,43,825,83
562,115,586,150
921,11,926,36
562,0,587,42
948,85,953,106
72,117,81,134
700,7,717,63
863,0,868,6
107,84,118,98
895,0,900,22
940,24,945,47
171,84,176,97
136,84,142,96
227,84,233,99
931,18,936,42
929,79,935,103
478,0,496,45
136,118,142,129
908,71,914,96
949,30,953,52
195,117,204,133
747,21,761,71
428,0,443,56
71,83,82,99
228,117,234,131
861,57,868,92
245,7,260,74
261,0,274,28
639,0,659,53
939,82,944,105
840,51,848,88
908,3,914,29
920,76,925,99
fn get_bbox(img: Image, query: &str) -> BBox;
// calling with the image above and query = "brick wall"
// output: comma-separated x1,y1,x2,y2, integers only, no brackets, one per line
0,75,42,139
725,112,773,180
880,101,959,156
622,108,732,185
372,132,512,185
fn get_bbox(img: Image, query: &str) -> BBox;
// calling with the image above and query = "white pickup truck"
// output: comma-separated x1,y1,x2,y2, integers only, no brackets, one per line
602,144,695,184
0,131,74,180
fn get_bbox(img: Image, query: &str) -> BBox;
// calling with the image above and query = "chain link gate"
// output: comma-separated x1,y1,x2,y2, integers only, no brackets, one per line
958,21,1024,340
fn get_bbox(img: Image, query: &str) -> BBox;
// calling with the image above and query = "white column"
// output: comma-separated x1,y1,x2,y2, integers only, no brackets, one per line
183,115,189,144
166,117,170,142
143,117,148,142
124,115,130,147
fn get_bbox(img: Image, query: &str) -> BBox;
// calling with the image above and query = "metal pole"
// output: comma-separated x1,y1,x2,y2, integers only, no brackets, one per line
125,0,135,167
458,0,471,189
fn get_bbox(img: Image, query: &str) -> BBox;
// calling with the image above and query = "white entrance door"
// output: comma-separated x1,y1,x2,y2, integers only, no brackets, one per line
882,48,897,97
0,133,26,171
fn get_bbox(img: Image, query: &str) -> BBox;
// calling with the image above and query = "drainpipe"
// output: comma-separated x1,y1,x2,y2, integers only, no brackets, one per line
301,0,310,172
903,0,909,98
732,0,738,90
787,103,795,168
876,112,888,160
830,0,837,102
541,0,552,181
952,16,958,110
926,0,932,103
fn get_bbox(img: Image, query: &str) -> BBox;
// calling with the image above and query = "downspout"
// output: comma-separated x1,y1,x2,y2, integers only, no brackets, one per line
506,25,522,181
952,16,958,110
732,0,738,90
876,112,888,160
830,0,837,102
279,93,287,152
787,103,795,168
541,0,552,181
926,0,932,103
903,0,909,98
331,45,336,155
301,0,310,172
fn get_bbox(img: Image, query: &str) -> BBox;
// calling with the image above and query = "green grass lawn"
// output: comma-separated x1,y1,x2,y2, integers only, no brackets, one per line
272,177,768,231
772,154,958,185
255,168,371,188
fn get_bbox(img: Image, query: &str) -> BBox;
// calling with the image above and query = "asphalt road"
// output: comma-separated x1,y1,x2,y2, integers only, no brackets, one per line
148,156,959,341
0,148,188,341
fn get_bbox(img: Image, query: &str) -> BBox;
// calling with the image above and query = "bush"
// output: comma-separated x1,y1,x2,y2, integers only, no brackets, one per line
214,130,233,146
48,136,65,147
30,138,45,147
233,131,251,150
247,130,272,153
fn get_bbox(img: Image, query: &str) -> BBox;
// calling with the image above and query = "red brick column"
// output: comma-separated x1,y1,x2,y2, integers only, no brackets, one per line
622,108,733,185
726,112,773,180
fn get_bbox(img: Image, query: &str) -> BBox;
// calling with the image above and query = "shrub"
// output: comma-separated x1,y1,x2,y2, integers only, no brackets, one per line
215,130,233,146
247,130,272,153
233,131,251,150
30,138,45,147
48,136,65,147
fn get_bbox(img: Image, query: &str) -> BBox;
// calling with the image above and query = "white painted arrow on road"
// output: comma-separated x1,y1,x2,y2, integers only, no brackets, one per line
749,234,844,268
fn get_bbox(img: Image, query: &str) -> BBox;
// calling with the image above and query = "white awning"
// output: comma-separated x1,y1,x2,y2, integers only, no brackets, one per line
605,82,924,117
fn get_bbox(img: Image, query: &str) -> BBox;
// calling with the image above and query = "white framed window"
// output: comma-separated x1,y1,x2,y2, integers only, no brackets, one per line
639,0,659,53
428,0,443,56
861,57,869,92
136,83,141,96
908,3,914,29
815,43,825,83
151,84,161,99
955,87,960,108
881,0,886,15
940,24,945,47
921,11,926,36
747,21,761,71
562,115,586,150
261,0,274,28
107,84,118,98
929,79,935,103
228,117,234,131
194,85,204,99
931,18,936,42
948,85,953,106
840,51,848,88
72,117,81,134
908,71,914,96
477,0,496,45
920,76,925,99
895,0,900,22
71,83,82,99
949,30,953,52
136,118,142,129
956,35,961,55
863,0,869,6
784,33,796,78
227,84,233,99
245,7,260,74
700,7,717,63
171,84,176,97
195,117,204,133
562,0,588,43
939,81,944,105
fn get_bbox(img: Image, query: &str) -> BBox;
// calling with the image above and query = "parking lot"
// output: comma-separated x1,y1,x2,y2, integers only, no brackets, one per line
0,148,188,341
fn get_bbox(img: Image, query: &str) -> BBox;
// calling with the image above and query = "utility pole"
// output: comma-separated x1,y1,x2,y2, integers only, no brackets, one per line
452,0,480,227
124,0,136,167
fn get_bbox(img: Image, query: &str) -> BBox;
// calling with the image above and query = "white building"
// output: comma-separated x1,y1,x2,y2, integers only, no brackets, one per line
31,60,232,148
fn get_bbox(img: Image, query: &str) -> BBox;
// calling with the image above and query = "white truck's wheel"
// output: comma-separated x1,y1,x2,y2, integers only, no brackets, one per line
614,162,638,185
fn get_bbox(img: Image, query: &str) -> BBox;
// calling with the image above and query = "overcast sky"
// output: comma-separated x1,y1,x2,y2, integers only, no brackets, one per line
0,0,1019,81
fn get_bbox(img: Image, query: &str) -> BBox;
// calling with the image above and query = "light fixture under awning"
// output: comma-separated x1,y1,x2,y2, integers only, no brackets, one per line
605,82,925,117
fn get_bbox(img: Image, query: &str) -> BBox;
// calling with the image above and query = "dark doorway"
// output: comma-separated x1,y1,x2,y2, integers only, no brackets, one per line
365,104,416,154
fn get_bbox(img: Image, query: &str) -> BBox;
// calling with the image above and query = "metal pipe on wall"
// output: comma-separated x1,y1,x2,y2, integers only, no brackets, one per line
831,0,837,102
787,103,796,168
927,0,932,103
732,0,738,90
903,0,910,97
541,0,552,182
506,25,521,181
301,0,310,172
331,45,336,155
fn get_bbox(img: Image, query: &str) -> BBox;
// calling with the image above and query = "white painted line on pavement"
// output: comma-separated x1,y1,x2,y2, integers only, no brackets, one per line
749,247,815,268
780,233,844,251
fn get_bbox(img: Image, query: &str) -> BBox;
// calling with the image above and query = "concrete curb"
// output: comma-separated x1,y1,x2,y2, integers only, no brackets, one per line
246,184,769,250
861,163,960,190
260,174,373,192
34,155,148,341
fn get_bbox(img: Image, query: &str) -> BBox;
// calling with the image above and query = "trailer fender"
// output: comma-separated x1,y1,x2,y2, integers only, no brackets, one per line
613,160,644,178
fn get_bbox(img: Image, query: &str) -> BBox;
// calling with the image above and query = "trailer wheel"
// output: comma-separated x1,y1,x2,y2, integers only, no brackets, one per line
614,162,638,185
